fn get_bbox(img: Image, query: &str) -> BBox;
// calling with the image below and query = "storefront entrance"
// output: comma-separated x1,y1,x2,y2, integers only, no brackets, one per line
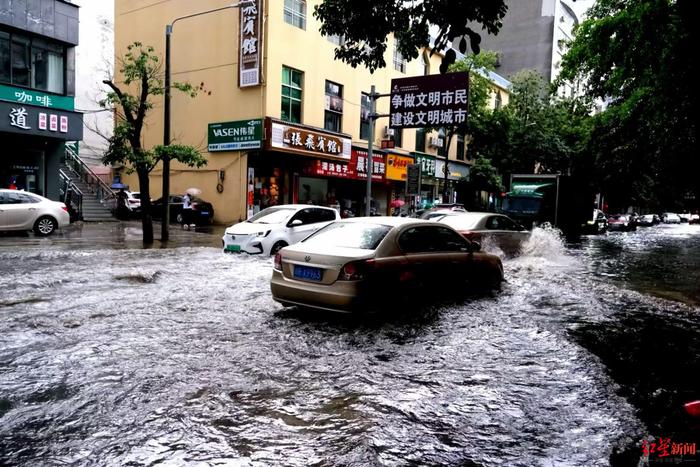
1,150,43,193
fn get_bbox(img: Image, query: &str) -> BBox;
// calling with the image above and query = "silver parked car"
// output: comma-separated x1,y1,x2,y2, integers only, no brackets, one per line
436,212,530,256
0,189,70,236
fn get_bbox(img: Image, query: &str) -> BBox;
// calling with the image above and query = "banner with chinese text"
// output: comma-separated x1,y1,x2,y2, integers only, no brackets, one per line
389,72,469,129
386,154,414,181
239,0,262,87
265,118,351,160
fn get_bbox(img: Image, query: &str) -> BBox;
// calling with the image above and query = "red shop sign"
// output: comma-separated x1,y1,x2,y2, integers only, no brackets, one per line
350,149,385,181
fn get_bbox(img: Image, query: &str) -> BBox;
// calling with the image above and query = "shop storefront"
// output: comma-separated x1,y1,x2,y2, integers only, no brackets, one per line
294,148,389,217
0,91,83,200
248,118,354,215
385,152,415,215
435,159,471,204
413,152,438,209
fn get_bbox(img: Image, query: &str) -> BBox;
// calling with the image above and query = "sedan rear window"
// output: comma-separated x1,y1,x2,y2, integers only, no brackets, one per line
302,222,391,250
439,214,483,230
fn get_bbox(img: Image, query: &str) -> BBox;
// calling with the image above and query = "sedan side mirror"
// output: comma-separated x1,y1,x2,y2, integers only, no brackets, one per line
470,241,481,252
289,219,303,227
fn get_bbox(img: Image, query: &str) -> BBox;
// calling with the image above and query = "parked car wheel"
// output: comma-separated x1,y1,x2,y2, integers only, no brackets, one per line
270,241,288,256
34,216,57,236
176,213,184,224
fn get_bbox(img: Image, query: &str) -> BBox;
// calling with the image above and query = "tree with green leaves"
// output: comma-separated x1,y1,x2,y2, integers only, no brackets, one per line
101,42,206,243
483,69,592,183
313,0,507,72
559,0,696,210
441,52,501,202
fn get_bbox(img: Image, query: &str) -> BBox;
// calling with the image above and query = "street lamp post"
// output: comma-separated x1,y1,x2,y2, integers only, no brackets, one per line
162,2,253,241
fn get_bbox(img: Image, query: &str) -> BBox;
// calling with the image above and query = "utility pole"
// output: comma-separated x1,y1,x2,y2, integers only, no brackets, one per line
442,128,453,203
162,24,172,240
365,85,390,216
162,2,253,241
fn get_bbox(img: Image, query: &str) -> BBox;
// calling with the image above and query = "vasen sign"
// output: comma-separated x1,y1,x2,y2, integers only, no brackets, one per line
208,119,262,152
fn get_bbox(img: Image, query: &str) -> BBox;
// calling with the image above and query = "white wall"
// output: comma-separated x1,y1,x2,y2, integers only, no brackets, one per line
74,0,114,167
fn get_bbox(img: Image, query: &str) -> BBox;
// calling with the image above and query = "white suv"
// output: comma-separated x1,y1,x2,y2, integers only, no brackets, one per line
0,189,70,236
222,205,340,255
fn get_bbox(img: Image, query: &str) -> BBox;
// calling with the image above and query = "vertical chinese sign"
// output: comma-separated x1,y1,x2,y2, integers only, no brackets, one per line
239,0,262,87
388,72,469,129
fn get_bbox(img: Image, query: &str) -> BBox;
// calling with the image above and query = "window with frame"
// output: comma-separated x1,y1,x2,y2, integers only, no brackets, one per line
324,80,343,133
456,135,465,160
0,29,65,93
494,91,502,110
284,0,306,29
328,34,345,46
415,128,426,153
0,31,10,84
421,51,430,75
437,129,447,157
393,128,403,147
360,92,371,140
281,66,303,123
393,44,406,73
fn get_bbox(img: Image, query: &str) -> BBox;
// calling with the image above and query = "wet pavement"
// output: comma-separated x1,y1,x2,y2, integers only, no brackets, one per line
0,221,698,466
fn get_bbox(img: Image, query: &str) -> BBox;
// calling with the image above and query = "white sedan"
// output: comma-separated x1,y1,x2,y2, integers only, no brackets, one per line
0,189,70,236
222,205,340,255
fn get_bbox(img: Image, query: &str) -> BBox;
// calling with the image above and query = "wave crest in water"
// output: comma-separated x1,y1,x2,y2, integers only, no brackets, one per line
521,226,567,259
114,270,162,284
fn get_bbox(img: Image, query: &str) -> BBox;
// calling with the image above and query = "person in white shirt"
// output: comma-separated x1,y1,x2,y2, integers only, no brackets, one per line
182,193,194,228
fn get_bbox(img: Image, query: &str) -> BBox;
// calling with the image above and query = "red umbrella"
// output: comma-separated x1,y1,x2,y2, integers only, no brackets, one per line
390,199,406,208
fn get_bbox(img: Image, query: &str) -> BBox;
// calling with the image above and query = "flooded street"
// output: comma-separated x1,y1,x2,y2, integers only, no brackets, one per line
0,222,698,466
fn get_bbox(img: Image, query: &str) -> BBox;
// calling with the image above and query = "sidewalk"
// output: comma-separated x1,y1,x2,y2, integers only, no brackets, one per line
0,220,227,250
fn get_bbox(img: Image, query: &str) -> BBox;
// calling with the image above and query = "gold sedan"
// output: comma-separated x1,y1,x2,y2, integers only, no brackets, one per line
270,217,504,313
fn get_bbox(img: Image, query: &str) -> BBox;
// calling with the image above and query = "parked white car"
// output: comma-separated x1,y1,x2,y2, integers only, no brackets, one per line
106,190,142,214
662,213,681,224
222,205,340,255
0,189,70,236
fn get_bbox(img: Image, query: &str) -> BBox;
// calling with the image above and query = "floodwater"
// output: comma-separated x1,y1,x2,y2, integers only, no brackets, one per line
0,221,698,466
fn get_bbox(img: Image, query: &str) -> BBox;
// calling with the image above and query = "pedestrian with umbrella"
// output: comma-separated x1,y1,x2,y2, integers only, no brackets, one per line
181,188,201,230
391,198,406,217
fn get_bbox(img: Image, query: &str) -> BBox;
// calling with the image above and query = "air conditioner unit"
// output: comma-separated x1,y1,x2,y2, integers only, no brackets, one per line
429,137,444,148
383,127,395,138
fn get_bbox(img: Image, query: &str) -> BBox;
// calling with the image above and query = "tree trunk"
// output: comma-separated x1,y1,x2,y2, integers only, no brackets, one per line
137,169,154,244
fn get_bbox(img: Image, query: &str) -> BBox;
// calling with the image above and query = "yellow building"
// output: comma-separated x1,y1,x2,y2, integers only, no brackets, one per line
115,0,510,223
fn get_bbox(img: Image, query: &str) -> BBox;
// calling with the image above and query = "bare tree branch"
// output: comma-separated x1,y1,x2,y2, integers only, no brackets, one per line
102,79,136,127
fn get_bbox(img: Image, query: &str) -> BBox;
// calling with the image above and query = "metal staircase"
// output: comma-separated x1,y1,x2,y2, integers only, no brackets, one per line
59,145,117,222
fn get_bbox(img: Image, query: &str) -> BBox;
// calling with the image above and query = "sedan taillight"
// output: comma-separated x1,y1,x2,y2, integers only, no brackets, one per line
339,259,374,281
61,204,68,212
274,252,282,271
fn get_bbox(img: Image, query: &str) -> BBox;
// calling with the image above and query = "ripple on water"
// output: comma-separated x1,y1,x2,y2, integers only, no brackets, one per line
2,228,697,466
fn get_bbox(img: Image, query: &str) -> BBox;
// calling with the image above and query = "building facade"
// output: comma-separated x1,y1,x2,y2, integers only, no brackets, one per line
116,0,509,223
0,0,83,200
75,0,113,168
471,0,579,95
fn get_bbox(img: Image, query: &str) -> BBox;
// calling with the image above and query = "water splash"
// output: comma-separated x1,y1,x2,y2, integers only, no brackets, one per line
114,269,162,284
520,226,567,259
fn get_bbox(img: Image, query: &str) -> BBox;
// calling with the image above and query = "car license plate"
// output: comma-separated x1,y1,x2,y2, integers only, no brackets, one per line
201,211,210,216
294,265,322,281
225,244,241,252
